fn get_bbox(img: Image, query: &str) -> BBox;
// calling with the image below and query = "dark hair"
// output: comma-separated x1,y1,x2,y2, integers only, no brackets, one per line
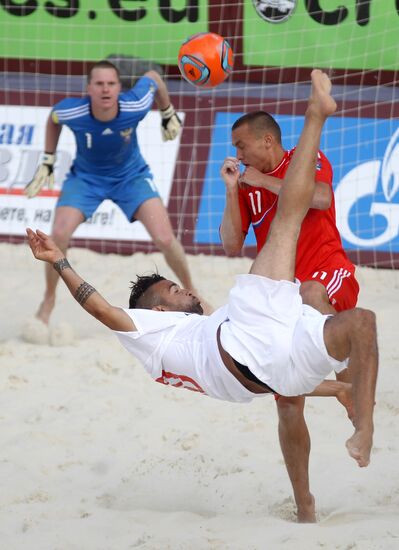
232,111,282,144
129,273,166,309
87,60,121,83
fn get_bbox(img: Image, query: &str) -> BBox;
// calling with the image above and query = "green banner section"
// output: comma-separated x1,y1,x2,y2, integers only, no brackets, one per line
0,1,208,63
244,0,399,71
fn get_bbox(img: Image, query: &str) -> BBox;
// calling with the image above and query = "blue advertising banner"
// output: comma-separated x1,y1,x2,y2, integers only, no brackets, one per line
195,113,399,254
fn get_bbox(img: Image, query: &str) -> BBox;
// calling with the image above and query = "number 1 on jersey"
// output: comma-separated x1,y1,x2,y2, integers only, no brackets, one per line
85,132,92,149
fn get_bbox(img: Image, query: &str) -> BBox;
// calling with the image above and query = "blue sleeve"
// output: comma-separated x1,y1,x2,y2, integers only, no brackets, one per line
51,98,70,125
51,97,89,126
119,76,158,121
124,76,158,101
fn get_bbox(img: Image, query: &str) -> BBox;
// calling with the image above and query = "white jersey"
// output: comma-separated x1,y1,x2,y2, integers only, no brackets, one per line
114,306,259,403
114,274,347,400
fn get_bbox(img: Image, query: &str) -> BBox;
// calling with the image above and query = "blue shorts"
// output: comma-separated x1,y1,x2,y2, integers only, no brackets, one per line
57,168,160,221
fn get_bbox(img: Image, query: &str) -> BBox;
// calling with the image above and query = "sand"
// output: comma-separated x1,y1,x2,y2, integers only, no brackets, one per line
1,242,398,549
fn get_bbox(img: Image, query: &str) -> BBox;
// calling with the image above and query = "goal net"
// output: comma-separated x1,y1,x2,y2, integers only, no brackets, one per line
0,0,398,268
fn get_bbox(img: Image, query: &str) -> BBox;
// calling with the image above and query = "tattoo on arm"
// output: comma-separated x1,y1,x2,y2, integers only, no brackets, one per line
53,258,71,274
74,282,96,306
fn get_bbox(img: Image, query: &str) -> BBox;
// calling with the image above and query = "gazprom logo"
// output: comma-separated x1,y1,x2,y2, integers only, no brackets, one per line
335,127,399,250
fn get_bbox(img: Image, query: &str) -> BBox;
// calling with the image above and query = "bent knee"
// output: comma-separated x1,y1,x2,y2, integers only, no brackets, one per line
153,233,176,251
51,227,73,249
324,308,377,360
276,395,305,418
350,308,376,331
300,281,331,312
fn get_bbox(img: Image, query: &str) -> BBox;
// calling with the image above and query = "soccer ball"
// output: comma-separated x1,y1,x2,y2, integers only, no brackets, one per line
178,32,233,88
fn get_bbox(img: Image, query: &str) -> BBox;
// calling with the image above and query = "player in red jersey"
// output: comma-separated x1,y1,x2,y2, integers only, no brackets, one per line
220,110,359,522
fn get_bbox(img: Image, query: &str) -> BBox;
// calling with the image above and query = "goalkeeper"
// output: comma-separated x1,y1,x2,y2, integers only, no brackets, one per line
25,59,195,325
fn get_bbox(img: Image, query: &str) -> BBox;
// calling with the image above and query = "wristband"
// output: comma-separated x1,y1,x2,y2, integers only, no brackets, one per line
160,104,175,119
42,152,56,166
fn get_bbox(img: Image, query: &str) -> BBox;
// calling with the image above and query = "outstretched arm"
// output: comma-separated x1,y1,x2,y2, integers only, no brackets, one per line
144,69,171,110
26,228,135,332
144,70,182,141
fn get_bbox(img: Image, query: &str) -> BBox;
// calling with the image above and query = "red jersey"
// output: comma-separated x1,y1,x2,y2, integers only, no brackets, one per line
238,148,356,286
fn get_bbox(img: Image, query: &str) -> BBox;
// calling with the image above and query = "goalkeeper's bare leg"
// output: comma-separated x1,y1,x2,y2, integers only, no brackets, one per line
36,206,84,324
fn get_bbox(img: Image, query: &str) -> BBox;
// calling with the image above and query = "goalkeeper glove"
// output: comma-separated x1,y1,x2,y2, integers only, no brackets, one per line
24,153,55,198
160,104,182,141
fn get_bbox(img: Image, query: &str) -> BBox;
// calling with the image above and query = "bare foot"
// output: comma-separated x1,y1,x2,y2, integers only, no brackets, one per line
346,429,373,467
307,69,337,119
296,493,316,523
36,296,55,325
336,382,355,425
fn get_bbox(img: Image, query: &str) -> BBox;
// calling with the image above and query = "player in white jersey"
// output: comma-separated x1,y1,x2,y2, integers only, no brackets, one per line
25,60,196,325
26,70,378,522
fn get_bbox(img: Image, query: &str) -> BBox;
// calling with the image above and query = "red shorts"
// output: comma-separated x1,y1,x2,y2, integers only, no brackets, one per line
302,267,359,312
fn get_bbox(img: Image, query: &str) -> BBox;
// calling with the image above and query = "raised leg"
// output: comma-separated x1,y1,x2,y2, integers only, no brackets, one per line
251,70,337,281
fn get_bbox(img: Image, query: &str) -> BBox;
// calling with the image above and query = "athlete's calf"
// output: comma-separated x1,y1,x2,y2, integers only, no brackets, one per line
323,307,378,467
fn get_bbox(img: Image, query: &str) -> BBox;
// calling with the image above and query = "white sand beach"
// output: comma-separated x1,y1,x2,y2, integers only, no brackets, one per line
0,242,398,549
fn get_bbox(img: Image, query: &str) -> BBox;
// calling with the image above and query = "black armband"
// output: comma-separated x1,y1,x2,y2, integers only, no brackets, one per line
74,282,96,306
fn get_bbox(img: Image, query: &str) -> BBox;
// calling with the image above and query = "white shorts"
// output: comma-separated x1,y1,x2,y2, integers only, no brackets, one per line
220,274,347,396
